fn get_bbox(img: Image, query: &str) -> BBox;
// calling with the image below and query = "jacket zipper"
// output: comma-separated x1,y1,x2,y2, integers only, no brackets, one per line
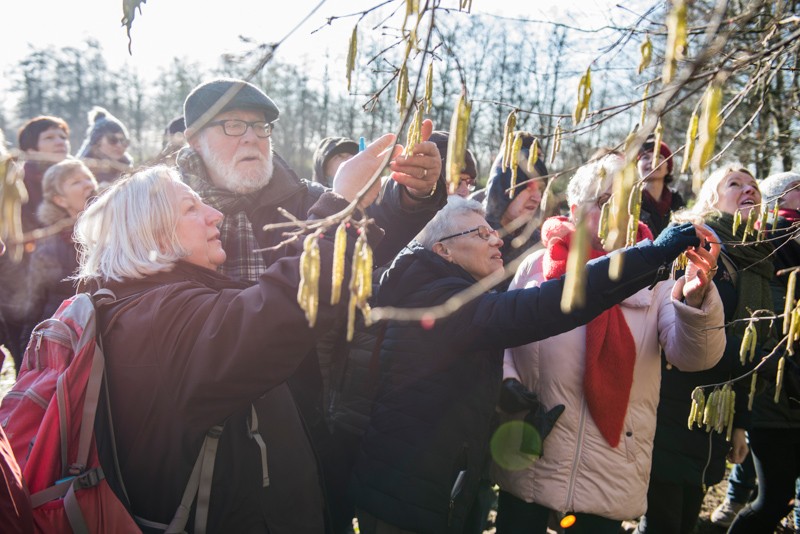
564,400,588,511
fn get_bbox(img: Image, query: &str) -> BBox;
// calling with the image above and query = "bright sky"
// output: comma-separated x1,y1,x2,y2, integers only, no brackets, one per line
2,0,628,118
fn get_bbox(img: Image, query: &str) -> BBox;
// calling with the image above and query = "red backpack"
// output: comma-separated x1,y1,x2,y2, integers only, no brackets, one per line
0,291,141,533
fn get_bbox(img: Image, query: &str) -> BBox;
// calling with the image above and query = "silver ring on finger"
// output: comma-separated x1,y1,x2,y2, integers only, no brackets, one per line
422,168,428,178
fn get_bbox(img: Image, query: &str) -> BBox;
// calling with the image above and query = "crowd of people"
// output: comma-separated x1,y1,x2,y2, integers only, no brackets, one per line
0,76,798,534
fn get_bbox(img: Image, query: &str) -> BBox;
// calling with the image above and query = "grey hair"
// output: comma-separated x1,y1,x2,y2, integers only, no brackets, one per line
37,159,97,226
74,165,190,283
566,154,625,208
416,195,485,249
759,172,800,210
672,162,755,224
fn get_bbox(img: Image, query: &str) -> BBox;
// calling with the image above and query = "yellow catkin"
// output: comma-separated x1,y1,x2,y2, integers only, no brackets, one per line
740,322,754,365
775,356,786,403
725,388,735,441
404,104,424,157
638,35,652,74
772,204,781,233
653,120,664,163
733,209,742,235
424,62,434,113
446,92,472,194
549,121,562,166
689,387,705,430
346,26,358,91
681,110,699,174
693,79,724,174
748,372,758,410
663,0,688,84
502,111,518,172
561,213,589,312
640,83,650,127
508,132,524,199
331,222,347,305
573,66,592,125
396,63,409,111
598,201,610,242
297,234,321,327
742,207,757,243
527,138,540,175
627,183,643,247
784,271,797,335
758,205,769,241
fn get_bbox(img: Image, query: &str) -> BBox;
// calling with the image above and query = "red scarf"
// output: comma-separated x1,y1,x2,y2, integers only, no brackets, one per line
540,216,653,447
642,187,673,218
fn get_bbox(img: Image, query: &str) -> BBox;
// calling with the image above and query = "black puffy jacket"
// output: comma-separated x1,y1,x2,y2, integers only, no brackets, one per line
351,239,681,534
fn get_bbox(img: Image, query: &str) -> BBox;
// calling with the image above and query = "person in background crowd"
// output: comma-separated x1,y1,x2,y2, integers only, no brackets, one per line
350,194,712,534
727,171,800,533
71,137,394,531
157,115,186,166
312,136,360,188
428,130,479,199
27,160,97,326
491,154,725,534
76,106,133,185
17,115,71,233
177,77,446,533
636,135,685,237
484,133,550,277
638,164,772,534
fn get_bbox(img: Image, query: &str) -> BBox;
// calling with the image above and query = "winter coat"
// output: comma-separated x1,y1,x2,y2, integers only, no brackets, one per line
350,238,695,534
490,249,725,521
98,192,366,534
751,215,800,430
27,229,78,325
639,187,685,238
20,160,50,233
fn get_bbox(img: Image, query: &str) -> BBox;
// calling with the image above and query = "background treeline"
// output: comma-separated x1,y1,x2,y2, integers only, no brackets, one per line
2,2,798,187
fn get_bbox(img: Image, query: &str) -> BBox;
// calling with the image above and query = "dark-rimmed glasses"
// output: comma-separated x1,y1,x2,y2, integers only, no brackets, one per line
105,135,129,147
438,225,497,242
206,119,274,138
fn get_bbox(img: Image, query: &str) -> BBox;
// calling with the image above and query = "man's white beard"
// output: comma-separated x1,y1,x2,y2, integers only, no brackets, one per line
196,136,274,194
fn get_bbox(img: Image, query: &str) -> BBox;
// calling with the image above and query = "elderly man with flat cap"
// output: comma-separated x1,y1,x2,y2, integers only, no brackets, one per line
175,78,446,533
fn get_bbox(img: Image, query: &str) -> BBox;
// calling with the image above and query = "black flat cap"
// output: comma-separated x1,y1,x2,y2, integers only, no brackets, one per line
184,78,280,131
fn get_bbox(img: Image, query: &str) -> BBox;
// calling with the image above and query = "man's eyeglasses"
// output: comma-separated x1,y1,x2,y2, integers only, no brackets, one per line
438,225,497,242
206,119,274,139
105,135,129,147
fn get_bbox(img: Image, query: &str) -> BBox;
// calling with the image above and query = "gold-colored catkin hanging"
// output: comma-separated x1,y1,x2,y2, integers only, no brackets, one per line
446,91,472,195
549,121,563,166
346,26,358,91
330,222,348,305
598,201,610,242
748,372,758,410
772,204,781,233
688,387,705,430
725,387,736,441
732,209,742,235
627,183,643,247
640,83,650,127
740,321,756,365
424,62,434,113
404,103,424,157
573,66,592,125
692,78,724,174
742,207,757,243
396,62,409,112
0,156,27,263
775,356,786,403
501,111,518,172
703,389,717,431
663,0,688,85
784,271,798,335
527,138,540,175
346,232,373,341
608,160,637,278
681,109,699,174
639,35,652,74
561,213,589,313
758,205,769,241
508,132,524,199
789,308,799,356
297,234,321,327
653,120,664,162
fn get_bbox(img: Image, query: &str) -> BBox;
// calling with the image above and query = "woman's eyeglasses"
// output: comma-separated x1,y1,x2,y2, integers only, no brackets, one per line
105,135,130,147
438,225,497,242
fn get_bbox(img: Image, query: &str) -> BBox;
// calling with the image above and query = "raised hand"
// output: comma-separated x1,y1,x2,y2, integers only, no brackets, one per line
389,119,442,200
672,224,721,308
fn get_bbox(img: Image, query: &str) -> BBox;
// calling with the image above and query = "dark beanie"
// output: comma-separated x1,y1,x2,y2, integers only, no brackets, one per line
17,116,69,152
428,130,478,181
184,78,280,131
166,116,186,136
76,107,129,158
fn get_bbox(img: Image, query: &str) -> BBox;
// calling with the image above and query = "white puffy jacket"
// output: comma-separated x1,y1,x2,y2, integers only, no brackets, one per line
490,249,725,521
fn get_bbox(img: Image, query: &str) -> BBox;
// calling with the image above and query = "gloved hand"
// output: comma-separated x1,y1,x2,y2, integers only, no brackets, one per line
498,378,541,414
520,404,566,456
651,222,701,263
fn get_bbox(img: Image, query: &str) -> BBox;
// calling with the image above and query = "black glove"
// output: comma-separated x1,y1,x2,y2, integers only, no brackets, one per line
520,404,566,456
498,378,541,414
651,222,701,263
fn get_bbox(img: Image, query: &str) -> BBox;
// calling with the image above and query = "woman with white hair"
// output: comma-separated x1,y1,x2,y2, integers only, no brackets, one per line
350,188,716,534
491,154,725,534
27,159,98,325
639,163,775,534
70,132,399,533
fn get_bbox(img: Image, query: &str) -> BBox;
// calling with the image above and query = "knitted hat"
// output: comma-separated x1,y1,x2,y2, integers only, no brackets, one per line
165,116,186,136
638,134,674,177
17,116,70,152
759,172,800,209
76,107,129,158
427,130,478,182
184,78,280,132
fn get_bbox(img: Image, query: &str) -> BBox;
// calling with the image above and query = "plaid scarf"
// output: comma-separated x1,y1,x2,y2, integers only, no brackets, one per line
177,147,268,282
